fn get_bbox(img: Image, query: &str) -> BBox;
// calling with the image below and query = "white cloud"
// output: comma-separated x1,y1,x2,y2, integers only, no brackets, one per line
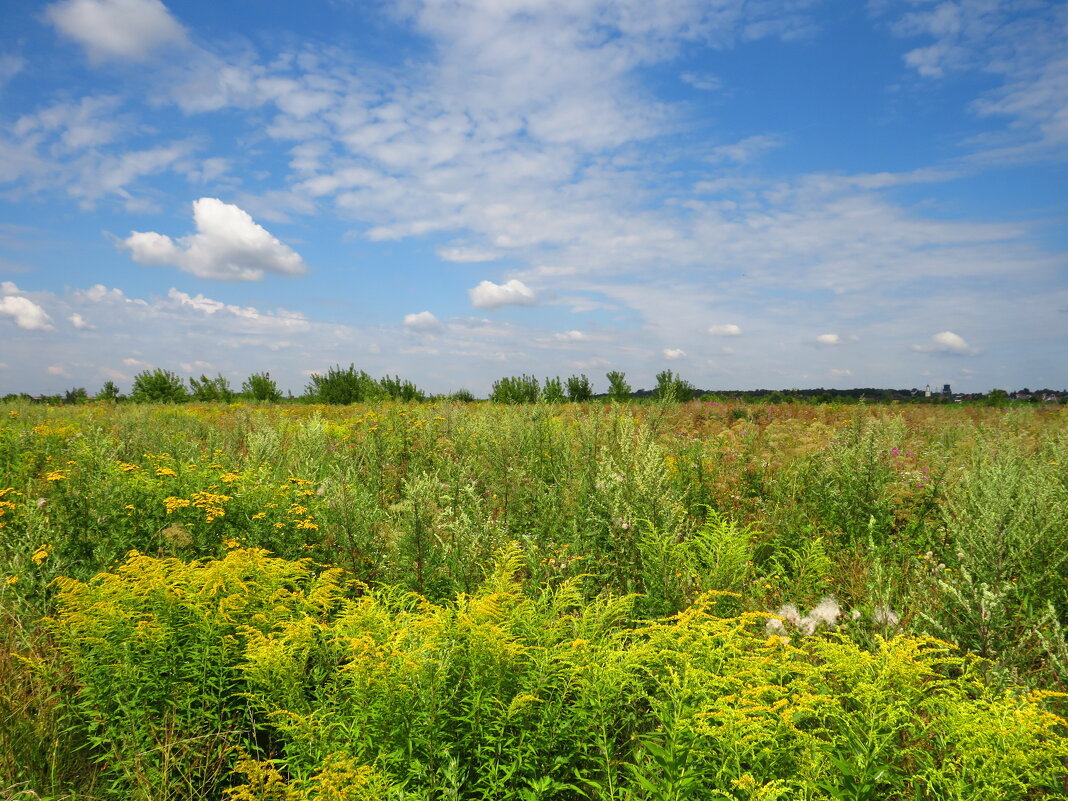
553,330,587,342
122,357,150,368
469,279,537,309
707,134,783,164
403,311,442,332
663,348,686,360
47,365,68,376
122,198,308,281
911,330,981,356
45,0,188,63
437,245,501,263
708,324,742,336
68,313,92,329
830,368,852,377
0,295,54,330
681,72,721,92
0,54,26,92
816,333,841,345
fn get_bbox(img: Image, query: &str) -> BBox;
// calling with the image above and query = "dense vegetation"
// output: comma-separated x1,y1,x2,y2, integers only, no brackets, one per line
1,399,1066,799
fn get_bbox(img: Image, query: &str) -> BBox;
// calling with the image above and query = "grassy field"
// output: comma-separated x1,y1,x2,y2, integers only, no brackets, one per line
1,399,1066,799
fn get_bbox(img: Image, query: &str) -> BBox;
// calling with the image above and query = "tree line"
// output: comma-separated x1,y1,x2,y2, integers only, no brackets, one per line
4,365,1062,405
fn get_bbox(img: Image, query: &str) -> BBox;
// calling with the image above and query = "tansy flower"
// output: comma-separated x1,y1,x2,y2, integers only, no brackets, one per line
44,471,67,482
223,538,241,549
31,545,51,565
156,467,178,478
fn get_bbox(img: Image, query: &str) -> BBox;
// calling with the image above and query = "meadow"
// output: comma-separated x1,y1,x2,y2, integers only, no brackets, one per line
0,399,1066,799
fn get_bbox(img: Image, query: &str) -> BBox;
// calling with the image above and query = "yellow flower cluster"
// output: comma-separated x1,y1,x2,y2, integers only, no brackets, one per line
156,467,178,478
164,496,192,514
44,471,67,482
191,491,232,523
32,544,52,565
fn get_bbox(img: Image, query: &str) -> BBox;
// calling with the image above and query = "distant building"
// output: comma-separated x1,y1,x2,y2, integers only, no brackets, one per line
942,384,952,397
924,384,932,398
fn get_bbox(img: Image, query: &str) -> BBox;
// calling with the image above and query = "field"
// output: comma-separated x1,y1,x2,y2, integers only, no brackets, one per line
1,399,1066,799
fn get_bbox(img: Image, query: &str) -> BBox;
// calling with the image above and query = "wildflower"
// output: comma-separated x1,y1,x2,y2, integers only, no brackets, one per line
8,410,19,417
44,471,67,482
163,496,192,514
220,472,241,483
800,597,841,635
6,574,17,585
156,467,178,478
252,512,266,520
31,544,52,565
118,462,140,472
295,518,319,531
223,538,241,549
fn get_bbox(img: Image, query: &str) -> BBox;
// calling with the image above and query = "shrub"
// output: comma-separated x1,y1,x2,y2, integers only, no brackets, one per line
566,373,593,402
490,375,540,404
304,364,381,404
606,370,631,402
242,372,282,402
190,373,235,402
541,376,565,403
130,369,188,403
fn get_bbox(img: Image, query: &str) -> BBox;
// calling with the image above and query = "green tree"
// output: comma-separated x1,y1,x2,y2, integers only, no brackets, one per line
490,375,540,404
97,380,121,401
541,376,565,403
654,370,695,403
242,372,282,402
606,370,631,402
304,364,382,404
130,369,188,403
189,374,235,402
63,387,89,405
565,374,593,402
379,375,426,402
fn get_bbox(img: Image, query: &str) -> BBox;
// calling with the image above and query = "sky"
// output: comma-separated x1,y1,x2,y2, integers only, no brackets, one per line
1,0,1066,397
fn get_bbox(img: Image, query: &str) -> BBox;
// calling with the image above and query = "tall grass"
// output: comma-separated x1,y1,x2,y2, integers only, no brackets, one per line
0,400,1066,798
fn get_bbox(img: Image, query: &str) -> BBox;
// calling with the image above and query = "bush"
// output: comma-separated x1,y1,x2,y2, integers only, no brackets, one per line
606,370,631,402
379,375,425,402
97,380,121,401
655,370,695,403
130,369,188,403
304,364,381,404
241,372,282,402
541,376,565,403
190,374,235,402
565,373,593,402
490,375,540,404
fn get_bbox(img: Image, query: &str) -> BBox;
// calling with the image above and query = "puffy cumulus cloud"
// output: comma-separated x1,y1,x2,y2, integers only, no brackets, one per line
816,333,841,345
0,295,54,330
469,279,537,310
403,311,442,332
45,0,188,63
122,198,308,281
708,324,742,336
912,331,981,356
68,313,92,329
663,348,686,360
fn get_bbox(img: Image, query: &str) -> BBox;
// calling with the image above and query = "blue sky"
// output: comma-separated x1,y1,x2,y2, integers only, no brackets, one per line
1,0,1065,396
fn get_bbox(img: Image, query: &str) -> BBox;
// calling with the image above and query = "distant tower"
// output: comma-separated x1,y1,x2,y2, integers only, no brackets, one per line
942,384,952,397
924,384,931,398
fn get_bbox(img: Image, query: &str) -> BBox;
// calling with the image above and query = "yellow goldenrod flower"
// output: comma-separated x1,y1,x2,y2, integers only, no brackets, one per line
223,538,241,549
